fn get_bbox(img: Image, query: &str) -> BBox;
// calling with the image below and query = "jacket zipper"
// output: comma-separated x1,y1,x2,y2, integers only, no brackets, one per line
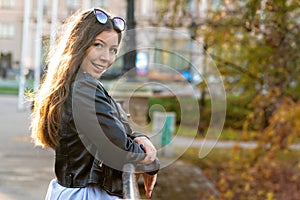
99,160,103,167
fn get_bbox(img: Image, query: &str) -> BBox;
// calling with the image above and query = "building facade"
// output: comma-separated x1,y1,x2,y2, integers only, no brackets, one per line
0,0,195,80
0,0,225,80
0,0,132,78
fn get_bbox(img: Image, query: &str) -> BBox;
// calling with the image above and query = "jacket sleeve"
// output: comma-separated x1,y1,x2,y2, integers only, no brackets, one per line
72,75,146,169
113,100,149,140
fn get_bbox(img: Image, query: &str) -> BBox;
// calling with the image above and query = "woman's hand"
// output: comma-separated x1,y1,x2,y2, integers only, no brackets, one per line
134,136,157,164
136,173,157,199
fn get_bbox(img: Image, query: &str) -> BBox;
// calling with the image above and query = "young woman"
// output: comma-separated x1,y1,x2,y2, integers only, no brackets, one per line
31,8,158,200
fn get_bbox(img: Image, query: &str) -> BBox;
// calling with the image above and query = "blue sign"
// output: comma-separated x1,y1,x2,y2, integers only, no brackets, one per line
136,52,149,75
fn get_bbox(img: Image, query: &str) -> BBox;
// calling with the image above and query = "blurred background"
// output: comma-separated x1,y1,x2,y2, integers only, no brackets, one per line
0,0,300,199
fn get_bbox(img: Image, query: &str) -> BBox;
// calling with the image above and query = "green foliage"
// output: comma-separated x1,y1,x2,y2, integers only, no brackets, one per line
148,96,200,126
155,1,300,199
154,0,300,134
0,87,18,94
148,94,252,132
148,97,181,123
224,95,253,129
219,128,240,140
175,124,198,137
201,0,300,130
0,79,33,95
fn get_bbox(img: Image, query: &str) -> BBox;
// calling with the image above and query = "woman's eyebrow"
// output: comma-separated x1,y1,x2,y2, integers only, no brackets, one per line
94,39,106,45
94,38,118,47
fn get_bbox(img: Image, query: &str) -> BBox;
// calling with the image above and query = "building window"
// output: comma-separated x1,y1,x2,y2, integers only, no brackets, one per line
0,23,15,39
0,0,15,8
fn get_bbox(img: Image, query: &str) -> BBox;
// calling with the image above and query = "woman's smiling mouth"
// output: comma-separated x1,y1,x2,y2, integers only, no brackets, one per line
92,63,106,73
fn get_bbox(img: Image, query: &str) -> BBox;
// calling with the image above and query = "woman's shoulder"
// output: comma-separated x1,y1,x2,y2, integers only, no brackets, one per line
75,69,97,83
72,69,105,93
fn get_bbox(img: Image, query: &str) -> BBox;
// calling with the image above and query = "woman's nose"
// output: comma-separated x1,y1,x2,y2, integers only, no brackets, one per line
100,48,110,62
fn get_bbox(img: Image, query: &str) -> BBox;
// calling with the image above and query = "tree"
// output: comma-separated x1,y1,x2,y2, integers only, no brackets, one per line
154,2,300,199
154,0,300,134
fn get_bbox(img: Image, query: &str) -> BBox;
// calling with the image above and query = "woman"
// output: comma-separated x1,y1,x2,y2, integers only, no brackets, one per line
31,8,158,199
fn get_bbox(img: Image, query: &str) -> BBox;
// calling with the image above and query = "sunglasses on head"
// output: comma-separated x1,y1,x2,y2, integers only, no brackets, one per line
91,8,126,32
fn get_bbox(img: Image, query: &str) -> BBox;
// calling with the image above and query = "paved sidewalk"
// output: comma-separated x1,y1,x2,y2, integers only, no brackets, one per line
173,135,258,149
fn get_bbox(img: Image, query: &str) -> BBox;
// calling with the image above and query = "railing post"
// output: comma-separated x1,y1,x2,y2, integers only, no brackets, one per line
122,163,140,200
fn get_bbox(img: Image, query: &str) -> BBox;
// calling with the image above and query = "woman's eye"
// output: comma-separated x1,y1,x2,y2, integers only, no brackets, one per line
110,48,118,54
94,43,104,48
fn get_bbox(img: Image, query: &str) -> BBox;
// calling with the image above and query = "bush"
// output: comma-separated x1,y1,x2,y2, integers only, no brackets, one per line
181,147,300,200
148,97,181,123
147,94,253,134
224,95,252,129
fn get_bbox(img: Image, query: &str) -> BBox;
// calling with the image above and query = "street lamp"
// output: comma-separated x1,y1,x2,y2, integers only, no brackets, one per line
122,0,137,79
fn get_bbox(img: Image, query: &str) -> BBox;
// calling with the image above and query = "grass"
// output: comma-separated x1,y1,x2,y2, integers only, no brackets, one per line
0,79,33,95
180,147,231,168
175,124,198,137
218,128,241,140
0,87,18,94
174,125,243,141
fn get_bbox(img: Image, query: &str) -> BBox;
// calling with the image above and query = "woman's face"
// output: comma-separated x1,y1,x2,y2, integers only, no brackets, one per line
80,30,119,79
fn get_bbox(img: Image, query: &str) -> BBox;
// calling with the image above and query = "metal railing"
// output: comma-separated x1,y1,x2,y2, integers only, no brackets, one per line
122,163,140,199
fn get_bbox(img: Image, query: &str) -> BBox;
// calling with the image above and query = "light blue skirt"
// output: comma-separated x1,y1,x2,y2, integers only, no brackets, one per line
45,179,122,200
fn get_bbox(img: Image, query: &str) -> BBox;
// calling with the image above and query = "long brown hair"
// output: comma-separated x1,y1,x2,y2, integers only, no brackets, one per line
31,8,122,149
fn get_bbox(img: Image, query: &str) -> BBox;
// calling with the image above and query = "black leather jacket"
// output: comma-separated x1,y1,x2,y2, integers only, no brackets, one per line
55,70,150,197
